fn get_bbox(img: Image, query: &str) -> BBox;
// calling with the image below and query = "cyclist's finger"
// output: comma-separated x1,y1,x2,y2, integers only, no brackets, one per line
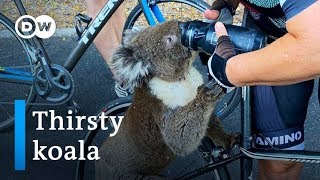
215,22,228,37
204,9,220,20
214,22,236,59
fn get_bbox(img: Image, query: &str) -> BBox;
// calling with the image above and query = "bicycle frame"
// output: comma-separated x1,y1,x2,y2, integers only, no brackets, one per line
0,0,167,85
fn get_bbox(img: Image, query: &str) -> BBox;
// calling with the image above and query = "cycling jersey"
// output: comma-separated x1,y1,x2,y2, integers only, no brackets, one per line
240,0,317,150
240,0,317,41
241,0,317,20
280,0,317,20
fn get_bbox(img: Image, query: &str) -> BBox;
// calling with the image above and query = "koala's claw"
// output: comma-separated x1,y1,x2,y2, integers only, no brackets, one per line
208,132,241,152
230,133,241,148
222,133,241,151
198,80,224,102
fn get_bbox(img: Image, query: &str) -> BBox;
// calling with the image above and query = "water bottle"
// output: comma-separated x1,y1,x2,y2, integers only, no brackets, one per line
179,20,267,54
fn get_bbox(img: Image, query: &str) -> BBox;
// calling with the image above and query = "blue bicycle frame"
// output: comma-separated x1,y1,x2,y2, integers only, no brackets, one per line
0,67,33,85
0,0,166,86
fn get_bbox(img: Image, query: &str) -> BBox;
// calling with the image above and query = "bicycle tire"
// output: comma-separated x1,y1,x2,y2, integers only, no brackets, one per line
77,96,230,180
123,0,241,120
216,88,241,120
0,13,36,131
76,96,133,180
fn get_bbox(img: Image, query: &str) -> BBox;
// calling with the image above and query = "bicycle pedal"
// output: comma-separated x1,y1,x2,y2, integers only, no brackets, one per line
74,13,92,40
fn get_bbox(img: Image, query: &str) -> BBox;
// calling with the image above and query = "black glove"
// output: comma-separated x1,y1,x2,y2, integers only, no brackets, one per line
210,0,240,15
208,35,237,88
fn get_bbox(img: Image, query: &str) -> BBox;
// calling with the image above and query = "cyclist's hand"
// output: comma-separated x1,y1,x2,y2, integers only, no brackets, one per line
208,22,237,89
200,0,239,67
204,0,240,20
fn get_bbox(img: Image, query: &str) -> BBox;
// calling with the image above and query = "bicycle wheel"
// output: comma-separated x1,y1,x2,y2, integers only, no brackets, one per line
76,96,133,180
124,0,241,120
124,0,209,30
0,13,36,131
215,88,241,119
77,96,230,180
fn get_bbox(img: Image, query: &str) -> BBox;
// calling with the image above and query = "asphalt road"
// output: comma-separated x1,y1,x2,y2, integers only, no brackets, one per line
0,35,319,179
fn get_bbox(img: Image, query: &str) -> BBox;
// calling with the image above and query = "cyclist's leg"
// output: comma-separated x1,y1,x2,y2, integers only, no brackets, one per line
86,0,131,97
252,80,314,180
258,160,303,180
85,0,125,72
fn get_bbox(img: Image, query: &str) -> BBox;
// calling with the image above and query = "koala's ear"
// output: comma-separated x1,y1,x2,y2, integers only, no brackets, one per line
122,27,143,46
111,45,151,89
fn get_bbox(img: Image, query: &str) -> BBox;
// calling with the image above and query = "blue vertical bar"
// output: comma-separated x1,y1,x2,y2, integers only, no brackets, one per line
150,5,166,23
15,100,25,171
139,0,157,25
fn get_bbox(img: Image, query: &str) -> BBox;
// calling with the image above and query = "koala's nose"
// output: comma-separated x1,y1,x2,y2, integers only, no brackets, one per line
178,21,188,47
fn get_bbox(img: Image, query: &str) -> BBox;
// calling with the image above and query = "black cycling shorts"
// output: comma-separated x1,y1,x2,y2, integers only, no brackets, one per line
252,80,314,150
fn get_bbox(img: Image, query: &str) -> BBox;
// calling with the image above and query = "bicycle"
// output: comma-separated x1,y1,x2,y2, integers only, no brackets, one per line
75,8,320,180
0,0,241,179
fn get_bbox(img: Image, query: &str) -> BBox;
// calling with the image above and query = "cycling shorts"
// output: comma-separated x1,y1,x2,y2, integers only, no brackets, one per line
252,80,314,150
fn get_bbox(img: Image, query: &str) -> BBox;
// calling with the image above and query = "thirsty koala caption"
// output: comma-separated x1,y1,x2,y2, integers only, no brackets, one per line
96,21,239,179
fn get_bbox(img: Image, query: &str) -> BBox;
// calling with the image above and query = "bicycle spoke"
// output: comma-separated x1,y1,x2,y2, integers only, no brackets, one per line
0,51,26,61
180,3,182,21
12,86,29,98
0,13,35,130
0,103,11,118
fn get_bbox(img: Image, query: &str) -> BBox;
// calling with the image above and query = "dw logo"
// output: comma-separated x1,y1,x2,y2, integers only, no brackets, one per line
15,15,56,39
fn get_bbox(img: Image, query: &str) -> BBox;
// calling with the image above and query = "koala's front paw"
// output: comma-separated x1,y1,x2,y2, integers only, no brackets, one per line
223,133,241,151
197,80,224,102
208,132,241,151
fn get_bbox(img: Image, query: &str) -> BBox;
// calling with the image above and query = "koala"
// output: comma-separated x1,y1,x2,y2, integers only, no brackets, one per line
96,21,238,180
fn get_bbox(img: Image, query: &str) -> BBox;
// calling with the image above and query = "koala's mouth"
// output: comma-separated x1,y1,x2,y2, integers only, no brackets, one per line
187,50,192,58
183,49,192,59
179,50,195,81
186,50,196,62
